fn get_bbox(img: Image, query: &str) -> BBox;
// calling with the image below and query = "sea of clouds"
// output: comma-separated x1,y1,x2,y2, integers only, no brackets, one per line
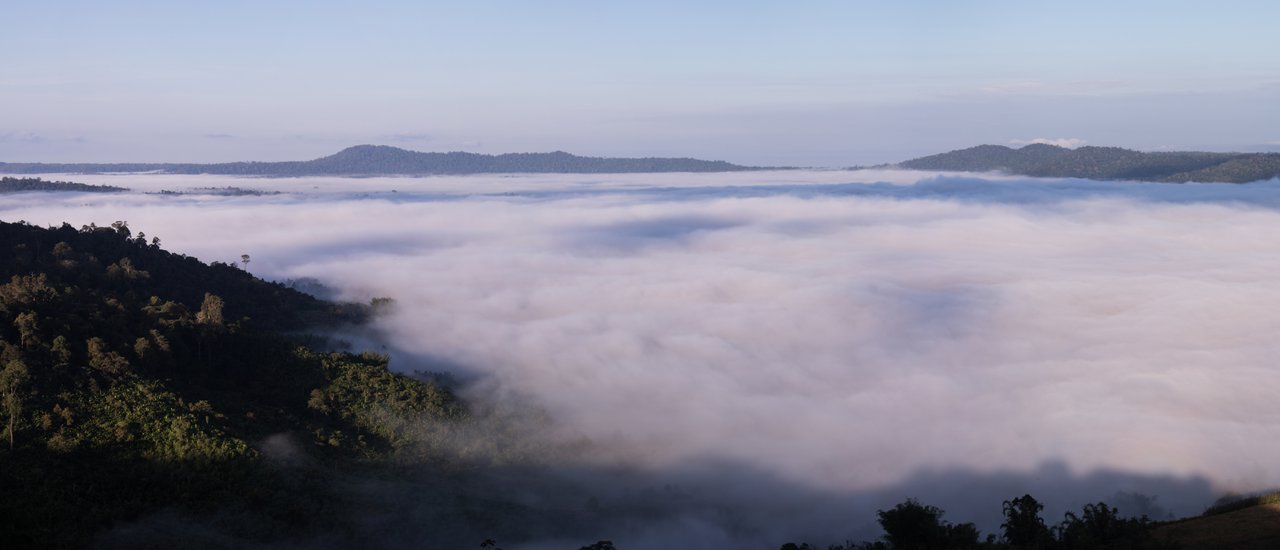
5,169,1280,546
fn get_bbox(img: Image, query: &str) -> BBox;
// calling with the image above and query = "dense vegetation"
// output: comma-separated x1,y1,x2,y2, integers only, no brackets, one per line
0,145,758,176
782,494,1167,549
1200,490,1280,517
898,144,1280,183
1152,493,1280,549
153,186,281,196
0,220,462,547
0,176,127,193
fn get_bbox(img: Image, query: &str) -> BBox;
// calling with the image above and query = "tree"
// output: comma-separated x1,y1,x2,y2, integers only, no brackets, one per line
1057,501,1152,549
14,311,39,350
1,359,30,450
878,499,948,549
111,220,131,238
240,254,251,272
50,335,71,367
1002,494,1052,549
875,498,982,549
307,388,330,414
196,293,224,327
51,241,73,258
87,338,129,376
106,257,149,280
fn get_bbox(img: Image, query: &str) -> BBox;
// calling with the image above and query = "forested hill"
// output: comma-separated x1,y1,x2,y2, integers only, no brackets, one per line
0,176,127,193
0,221,354,330
0,220,462,547
898,144,1280,183
0,145,758,175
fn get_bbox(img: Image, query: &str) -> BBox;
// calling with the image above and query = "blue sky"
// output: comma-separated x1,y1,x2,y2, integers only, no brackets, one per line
3,0,1278,165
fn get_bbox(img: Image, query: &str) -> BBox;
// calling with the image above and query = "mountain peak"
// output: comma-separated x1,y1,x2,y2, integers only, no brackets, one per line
1019,143,1066,151
321,144,416,160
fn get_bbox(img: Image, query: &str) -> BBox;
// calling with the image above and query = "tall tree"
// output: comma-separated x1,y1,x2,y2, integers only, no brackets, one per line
13,312,39,350
1002,494,1052,549
0,359,30,450
196,293,224,327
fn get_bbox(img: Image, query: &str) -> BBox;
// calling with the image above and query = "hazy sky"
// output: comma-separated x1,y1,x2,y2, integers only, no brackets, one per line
3,1,1279,165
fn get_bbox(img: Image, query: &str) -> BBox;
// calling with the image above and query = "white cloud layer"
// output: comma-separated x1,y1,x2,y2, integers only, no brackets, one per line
5,170,1280,542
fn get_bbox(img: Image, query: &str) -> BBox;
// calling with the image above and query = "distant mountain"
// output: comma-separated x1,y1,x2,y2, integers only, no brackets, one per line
898,144,1280,183
0,145,759,176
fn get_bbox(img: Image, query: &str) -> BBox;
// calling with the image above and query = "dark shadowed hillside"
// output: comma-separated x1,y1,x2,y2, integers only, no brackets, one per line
0,145,759,176
899,144,1280,183
0,220,463,547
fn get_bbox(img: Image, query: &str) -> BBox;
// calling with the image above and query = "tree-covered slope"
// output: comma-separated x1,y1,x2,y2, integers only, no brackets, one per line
0,220,461,547
0,145,759,176
898,144,1280,183
0,177,128,193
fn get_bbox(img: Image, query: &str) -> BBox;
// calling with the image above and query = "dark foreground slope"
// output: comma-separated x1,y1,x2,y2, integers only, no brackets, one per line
899,144,1280,183
1153,502,1280,549
0,220,464,547
0,145,758,176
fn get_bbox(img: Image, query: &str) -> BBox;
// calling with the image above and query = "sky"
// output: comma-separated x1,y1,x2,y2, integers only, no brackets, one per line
3,1,1279,165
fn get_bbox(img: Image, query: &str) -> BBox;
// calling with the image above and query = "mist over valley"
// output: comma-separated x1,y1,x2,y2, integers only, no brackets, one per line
7,2,1280,546
4,169,1279,546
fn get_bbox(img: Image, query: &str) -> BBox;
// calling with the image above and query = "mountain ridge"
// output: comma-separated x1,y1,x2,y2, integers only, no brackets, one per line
0,145,761,176
898,144,1280,183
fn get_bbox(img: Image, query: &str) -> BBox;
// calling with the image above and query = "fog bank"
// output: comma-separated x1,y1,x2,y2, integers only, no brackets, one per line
6,170,1280,543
